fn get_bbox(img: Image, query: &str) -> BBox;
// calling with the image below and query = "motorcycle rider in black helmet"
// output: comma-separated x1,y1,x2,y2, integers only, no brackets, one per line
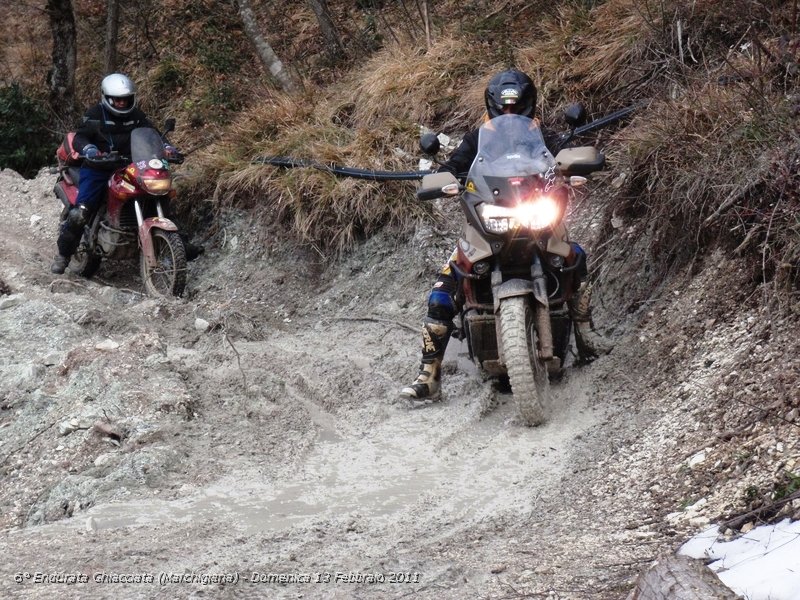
50,73,203,275
400,69,611,405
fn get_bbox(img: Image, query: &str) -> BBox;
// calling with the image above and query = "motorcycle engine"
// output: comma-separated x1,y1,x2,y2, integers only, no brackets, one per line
97,223,137,258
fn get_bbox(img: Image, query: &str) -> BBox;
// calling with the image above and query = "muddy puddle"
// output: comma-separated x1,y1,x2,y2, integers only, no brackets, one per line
66,359,600,537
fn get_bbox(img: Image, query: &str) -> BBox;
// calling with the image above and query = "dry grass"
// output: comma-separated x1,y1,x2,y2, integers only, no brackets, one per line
182,36,506,256
605,33,799,301
517,0,799,302
174,0,800,293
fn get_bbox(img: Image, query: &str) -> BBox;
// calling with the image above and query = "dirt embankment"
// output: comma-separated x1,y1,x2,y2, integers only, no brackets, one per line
0,167,797,599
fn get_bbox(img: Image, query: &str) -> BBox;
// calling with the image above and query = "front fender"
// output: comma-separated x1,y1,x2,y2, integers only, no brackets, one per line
139,217,178,269
495,279,555,362
493,278,549,313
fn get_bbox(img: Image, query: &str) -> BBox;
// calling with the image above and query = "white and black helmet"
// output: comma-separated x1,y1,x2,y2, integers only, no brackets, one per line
100,73,137,116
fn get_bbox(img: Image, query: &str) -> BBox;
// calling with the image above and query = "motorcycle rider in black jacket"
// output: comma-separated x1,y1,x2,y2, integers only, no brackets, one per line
400,69,611,404
50,73,203,274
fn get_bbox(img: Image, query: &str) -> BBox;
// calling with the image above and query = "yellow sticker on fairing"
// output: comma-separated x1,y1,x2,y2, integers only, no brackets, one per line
466,180,476,193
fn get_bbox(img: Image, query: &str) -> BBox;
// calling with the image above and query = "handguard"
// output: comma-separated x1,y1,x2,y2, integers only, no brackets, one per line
416,172,460,201
554,147,605,176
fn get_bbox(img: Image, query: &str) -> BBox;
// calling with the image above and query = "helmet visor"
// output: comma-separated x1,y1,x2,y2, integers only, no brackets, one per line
107,95,133,110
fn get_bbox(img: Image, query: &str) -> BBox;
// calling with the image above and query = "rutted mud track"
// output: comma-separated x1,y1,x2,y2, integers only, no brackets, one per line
4,168,794,599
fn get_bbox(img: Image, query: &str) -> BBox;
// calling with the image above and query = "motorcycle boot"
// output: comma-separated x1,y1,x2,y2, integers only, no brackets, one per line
50,254,70,274
400,318,453,406
51,206,89,274
569,280,612,362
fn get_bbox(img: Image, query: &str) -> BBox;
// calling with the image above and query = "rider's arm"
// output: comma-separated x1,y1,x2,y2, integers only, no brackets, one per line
73,104,105,154
132,108,155,131
438,129,479,177
541,125,565,154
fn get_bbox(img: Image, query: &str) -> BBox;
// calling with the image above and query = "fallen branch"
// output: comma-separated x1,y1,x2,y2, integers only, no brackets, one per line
629,555,738,599
703,178,763,226
223,327,247,389
48,279,89,293
721,489,800,531
332,316,419,334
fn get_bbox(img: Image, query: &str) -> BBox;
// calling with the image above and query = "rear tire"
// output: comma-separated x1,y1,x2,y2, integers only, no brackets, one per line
70,230,101,279
140,230,186,297
499,296,548,426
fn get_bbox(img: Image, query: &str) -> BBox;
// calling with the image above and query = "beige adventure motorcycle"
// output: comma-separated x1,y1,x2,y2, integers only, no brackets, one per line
417,109,605,425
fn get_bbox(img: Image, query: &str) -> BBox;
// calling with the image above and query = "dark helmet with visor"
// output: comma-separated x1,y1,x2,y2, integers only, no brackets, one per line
484,69,537,119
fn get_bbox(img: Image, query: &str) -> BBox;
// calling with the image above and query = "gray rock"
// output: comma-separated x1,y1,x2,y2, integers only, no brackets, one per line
0,294,26,310
95,339,120,351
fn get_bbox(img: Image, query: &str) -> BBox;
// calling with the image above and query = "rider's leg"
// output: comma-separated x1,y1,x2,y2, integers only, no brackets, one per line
400,261,459,403
567,243,612,361
51,167,107,274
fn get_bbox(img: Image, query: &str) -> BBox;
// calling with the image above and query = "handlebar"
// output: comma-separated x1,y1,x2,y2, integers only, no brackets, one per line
84,152,127,169
83,151,184,167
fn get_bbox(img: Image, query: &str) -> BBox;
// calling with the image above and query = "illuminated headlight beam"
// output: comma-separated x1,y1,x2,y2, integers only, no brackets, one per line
480,197,560,231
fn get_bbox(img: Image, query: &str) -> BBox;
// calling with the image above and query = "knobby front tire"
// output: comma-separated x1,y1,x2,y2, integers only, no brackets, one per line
140,230,187,297
499,296,549,426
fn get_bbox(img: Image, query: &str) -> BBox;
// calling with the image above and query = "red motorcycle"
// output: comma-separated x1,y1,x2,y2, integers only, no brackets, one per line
54,119,187,297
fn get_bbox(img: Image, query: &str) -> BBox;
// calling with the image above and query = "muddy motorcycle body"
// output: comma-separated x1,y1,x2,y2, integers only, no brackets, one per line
53,127,187,297
418,114,605,425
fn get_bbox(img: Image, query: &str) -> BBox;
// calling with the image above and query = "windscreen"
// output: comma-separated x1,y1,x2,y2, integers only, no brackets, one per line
466,114,556,205
130,128,166,163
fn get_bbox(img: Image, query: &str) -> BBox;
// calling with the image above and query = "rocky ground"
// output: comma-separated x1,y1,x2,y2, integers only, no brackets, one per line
0,167,797,599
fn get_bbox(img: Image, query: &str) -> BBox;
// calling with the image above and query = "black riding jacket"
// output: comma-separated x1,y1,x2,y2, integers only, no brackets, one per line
440,123,562,177
73,103,153,156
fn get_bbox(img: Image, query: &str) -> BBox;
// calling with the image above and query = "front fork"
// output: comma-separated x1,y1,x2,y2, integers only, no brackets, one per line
492,253,554,362
530,255,554,361
136,199,178,269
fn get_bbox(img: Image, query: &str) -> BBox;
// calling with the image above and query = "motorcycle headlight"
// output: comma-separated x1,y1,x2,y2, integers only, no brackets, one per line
140,174,173,195
479,196,561,232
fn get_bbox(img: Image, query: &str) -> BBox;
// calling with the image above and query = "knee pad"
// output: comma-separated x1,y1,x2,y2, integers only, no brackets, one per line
428,290,456,322
66,206,89,229
423,317,453,337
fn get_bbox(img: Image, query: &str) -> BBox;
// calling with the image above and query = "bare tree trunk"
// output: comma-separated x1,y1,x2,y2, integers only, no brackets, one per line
629,556,738,600
305,0,344,59
420,0,432,49
235,0,296,93
105,0,120,73
46,0,77,120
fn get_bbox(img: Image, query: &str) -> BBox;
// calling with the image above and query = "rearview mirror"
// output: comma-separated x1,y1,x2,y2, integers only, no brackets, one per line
163,118,176,133
563,103,587,128
420,132,441,156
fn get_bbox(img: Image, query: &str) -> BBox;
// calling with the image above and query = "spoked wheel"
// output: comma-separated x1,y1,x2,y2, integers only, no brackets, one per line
70,230,102,278
499,296,549,426
140,230,187,297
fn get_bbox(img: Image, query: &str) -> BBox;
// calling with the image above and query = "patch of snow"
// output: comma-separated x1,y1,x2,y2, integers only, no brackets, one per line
679,519,800,600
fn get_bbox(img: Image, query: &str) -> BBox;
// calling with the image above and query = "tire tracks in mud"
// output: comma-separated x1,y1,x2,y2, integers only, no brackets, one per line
158,323,612,594
0,170,631,599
